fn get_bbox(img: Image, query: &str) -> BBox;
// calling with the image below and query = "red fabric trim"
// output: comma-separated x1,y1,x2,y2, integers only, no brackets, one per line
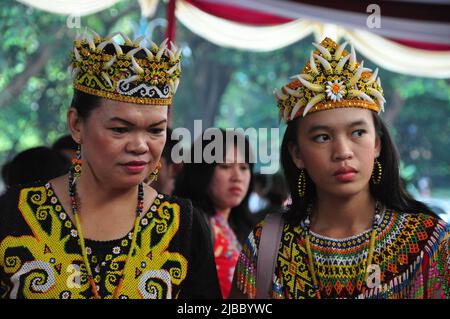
183,0,450,52
281,0,450,23
388,38,450,52
166,0,176,127
185,0,292,25
421,250,429,299
166,0,177,46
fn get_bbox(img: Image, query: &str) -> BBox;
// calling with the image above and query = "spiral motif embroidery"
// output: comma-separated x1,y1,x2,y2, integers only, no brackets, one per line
1,186,191,298
170,267,181,280
10,261,55,298
30,192,45,205
156,222,168,234
5,256,20,270
36,207,49,221
139,270,172,299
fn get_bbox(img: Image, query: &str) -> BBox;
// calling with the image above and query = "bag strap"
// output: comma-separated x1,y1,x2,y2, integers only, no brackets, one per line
256,213,284,299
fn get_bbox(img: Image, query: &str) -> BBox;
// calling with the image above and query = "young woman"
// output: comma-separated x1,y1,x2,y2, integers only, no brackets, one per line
230,38,450,299
0,31,221,299
174,129,256,298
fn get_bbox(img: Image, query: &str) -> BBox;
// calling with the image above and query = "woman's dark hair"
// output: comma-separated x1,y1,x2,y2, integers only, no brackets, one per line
173,128,256,244
70,89,103,120
281,112,436,226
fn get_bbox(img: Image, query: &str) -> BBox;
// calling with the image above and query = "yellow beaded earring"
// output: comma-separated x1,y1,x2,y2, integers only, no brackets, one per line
371,158,382,184
298,169,306,198
147,161,162,184
72,144,82,180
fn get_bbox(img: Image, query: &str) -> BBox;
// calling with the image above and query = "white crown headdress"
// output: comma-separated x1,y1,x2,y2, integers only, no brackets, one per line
70,30,181,106
275,38,385,123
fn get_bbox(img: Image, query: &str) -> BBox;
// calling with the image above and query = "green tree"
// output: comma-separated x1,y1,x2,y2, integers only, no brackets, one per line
1,0,449,195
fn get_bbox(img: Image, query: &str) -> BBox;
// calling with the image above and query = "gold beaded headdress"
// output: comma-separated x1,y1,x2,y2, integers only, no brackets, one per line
275,37,385,123
69,30,181,106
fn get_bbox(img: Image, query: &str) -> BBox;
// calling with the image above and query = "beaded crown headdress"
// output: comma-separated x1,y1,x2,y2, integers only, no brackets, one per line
275,38,385,123
69,30,181,106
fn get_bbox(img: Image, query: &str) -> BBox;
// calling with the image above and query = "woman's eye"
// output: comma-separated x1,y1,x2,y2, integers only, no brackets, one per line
148,128,165,135
352,129,366,137
111,127,128,133
313,134,329,142
240,164,250,170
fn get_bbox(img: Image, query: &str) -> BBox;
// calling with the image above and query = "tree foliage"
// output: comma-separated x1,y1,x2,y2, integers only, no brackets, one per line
0,0,449,192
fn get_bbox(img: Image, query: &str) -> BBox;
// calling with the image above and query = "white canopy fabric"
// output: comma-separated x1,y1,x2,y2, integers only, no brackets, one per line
16,0,122,16
15,0,450,78
176,0,450,78
175,0,316,52
343,30,450,78
219,0,450,45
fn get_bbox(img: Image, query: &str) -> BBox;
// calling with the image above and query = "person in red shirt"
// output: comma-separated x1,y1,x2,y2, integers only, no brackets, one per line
174,129,256,298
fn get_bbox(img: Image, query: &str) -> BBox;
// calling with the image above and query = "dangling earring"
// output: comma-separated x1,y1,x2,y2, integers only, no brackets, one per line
298,169,306,198
371,158,382,185
72,144,82,180
147,161,162,184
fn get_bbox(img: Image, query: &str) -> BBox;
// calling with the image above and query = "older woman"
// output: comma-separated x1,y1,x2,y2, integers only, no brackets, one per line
0,31,220,299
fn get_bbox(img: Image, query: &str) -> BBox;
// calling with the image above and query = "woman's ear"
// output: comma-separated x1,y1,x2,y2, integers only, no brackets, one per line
375,134,381,158
67,108,83,144
288,141,305,169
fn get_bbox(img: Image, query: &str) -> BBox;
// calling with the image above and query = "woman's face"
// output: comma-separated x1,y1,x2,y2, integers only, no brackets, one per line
69,100,167,189
208,146,251,212
289,108,381,199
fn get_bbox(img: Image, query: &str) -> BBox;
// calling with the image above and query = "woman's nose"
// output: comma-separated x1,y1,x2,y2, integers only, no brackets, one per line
127,135,149,154
230,165,243,181
333,137,353,161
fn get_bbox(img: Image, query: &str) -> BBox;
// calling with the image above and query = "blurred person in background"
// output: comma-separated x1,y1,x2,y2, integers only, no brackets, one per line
1,161,11,191
253,173,289,223
0,146,69,224
52,134,79,163
248,173,269,214
6,146,69,187
174,128,256,298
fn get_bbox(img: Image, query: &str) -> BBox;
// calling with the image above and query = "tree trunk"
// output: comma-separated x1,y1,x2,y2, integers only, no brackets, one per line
187,42,234,134
384,90,405,125
198,62,233,128
0,28,65,109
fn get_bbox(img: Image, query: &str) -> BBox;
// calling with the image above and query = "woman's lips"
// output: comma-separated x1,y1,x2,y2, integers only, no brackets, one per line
334,172,356,182
334,166,357,182
122,161,147,174
229,187,243,195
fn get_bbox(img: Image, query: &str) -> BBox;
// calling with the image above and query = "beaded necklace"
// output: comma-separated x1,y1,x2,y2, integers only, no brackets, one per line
68,171,144,299
303,202,382,299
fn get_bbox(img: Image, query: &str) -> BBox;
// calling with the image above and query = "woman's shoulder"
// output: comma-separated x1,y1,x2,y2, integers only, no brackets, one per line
0,181,51,236
158,193,193,210
239,216,274,250
386,209,449,242
155,193,200,226
1,180,50,205
389,209,447,227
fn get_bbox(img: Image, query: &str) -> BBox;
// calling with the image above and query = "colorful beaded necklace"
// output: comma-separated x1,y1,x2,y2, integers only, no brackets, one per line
303,201,382,299
68,171,144,299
